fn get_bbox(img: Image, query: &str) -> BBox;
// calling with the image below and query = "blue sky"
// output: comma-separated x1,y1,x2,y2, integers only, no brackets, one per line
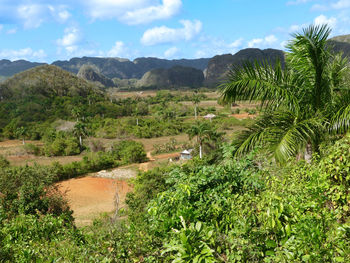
0,0,349,62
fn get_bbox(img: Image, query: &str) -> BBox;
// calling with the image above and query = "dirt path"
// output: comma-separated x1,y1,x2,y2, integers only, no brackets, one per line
138,151,179,172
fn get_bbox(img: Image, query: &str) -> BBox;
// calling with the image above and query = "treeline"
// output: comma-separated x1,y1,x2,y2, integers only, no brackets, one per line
0,91,209,141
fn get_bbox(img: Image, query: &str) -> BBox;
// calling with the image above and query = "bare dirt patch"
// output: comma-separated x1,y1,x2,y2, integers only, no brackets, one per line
58,175,134,227
230,113,257,119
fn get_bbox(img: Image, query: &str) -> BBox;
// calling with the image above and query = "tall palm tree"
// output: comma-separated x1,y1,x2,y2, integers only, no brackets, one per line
15,126,28,145
73,121,88,149
187,121,222,159
192,92,201,119
220,24,350,163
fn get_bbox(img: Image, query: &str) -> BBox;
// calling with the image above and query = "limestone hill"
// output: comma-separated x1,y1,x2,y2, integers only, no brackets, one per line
137,66,204,88
0,65,100,100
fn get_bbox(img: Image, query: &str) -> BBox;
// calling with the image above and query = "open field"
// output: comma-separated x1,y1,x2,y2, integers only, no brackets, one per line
180,100,259,110
109,89,220,100
57,150,181,226
58,175,133,226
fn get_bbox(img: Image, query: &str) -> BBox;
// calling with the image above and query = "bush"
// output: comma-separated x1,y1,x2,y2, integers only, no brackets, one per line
0,165,72,219
44,136,80,156
88,139,105,152
112,140,147,163
0,155,10,169
23,143,41,155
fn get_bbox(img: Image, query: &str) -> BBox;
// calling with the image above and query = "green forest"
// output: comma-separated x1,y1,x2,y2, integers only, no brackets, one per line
1,24,350,262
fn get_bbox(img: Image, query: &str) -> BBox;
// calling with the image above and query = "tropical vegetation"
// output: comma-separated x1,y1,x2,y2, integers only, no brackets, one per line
220,24,350,162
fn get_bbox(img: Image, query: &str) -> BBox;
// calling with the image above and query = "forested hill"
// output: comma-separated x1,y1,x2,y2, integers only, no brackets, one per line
1,35,350,88
328,34,350,58
0,65,104,134
204,48,285,87
52,56,210,79
0,65,100,100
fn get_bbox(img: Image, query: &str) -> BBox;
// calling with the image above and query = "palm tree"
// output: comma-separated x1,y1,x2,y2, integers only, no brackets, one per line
219,24,350,163
187,121,222,159
15,126,28,145
192,92,201,119
73,121,88,149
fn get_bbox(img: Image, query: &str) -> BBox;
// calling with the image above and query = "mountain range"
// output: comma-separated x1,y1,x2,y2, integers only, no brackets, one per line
1,34,350,88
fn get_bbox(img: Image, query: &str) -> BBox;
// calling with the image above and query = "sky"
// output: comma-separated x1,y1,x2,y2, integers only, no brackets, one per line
0,0,349,63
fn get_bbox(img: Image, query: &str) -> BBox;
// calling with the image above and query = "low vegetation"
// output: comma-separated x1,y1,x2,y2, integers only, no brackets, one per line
1,24,350,262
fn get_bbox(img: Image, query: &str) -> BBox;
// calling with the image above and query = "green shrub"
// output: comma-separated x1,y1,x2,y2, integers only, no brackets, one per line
44,136,80,156
23,143,41,155
0,155,10,169
112,140,147,163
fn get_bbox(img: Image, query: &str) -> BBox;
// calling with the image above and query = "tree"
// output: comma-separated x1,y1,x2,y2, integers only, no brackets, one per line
220,24,350,163
73,121,88,149
192,92,201,119
15,126,28,145
187,121,222,159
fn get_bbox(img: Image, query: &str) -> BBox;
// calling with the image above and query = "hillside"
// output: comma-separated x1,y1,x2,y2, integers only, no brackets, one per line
0,65,100,100
52,56,210,80
0,59,46,77
328,34,350,58
137,66,204,88
204,48,285,87
77,64,115,88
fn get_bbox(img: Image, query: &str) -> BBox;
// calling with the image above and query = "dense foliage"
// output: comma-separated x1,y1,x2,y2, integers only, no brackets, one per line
220,25,350,162
2,135,350,261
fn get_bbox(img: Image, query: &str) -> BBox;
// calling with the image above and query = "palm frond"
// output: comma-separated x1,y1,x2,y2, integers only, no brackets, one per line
330,105,350,134
234,110,324,163
287,24,332,111
234,111,293,157
274,117,324,163
219,59,299,111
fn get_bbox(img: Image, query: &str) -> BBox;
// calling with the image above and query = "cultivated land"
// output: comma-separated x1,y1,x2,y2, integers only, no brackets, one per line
0,91,258,226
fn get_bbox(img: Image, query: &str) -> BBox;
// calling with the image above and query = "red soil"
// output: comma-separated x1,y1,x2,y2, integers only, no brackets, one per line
58,176,133,226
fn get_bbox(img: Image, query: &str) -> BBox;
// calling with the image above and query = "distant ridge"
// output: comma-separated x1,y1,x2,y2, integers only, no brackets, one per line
1,33,350,88
52,56,210,79
0,59,46,77
204,48,285,87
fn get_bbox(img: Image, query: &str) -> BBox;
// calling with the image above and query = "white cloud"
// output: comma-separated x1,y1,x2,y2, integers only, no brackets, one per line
6,28,17,34
48,5,71,23
57,26,81,53
107,41,127,57
331,0,350,9
314,14,337,28
84,0,182,25
17,4,45,29
0,2,71,29
193,36,245,58
229,38,244,48
141,19,202,46
0,25,3,32
312,0,350,11
0,48,47,61
164,46,178,58
248,34,278,48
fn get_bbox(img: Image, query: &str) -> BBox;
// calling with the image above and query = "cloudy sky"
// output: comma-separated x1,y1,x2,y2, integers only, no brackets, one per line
0,0,349,62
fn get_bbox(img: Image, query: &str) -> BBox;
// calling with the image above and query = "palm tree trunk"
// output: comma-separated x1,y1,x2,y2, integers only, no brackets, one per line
22,138,25,145
79,136,82,147
195,105,197,119
199,144,202,159
304,143,312,163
